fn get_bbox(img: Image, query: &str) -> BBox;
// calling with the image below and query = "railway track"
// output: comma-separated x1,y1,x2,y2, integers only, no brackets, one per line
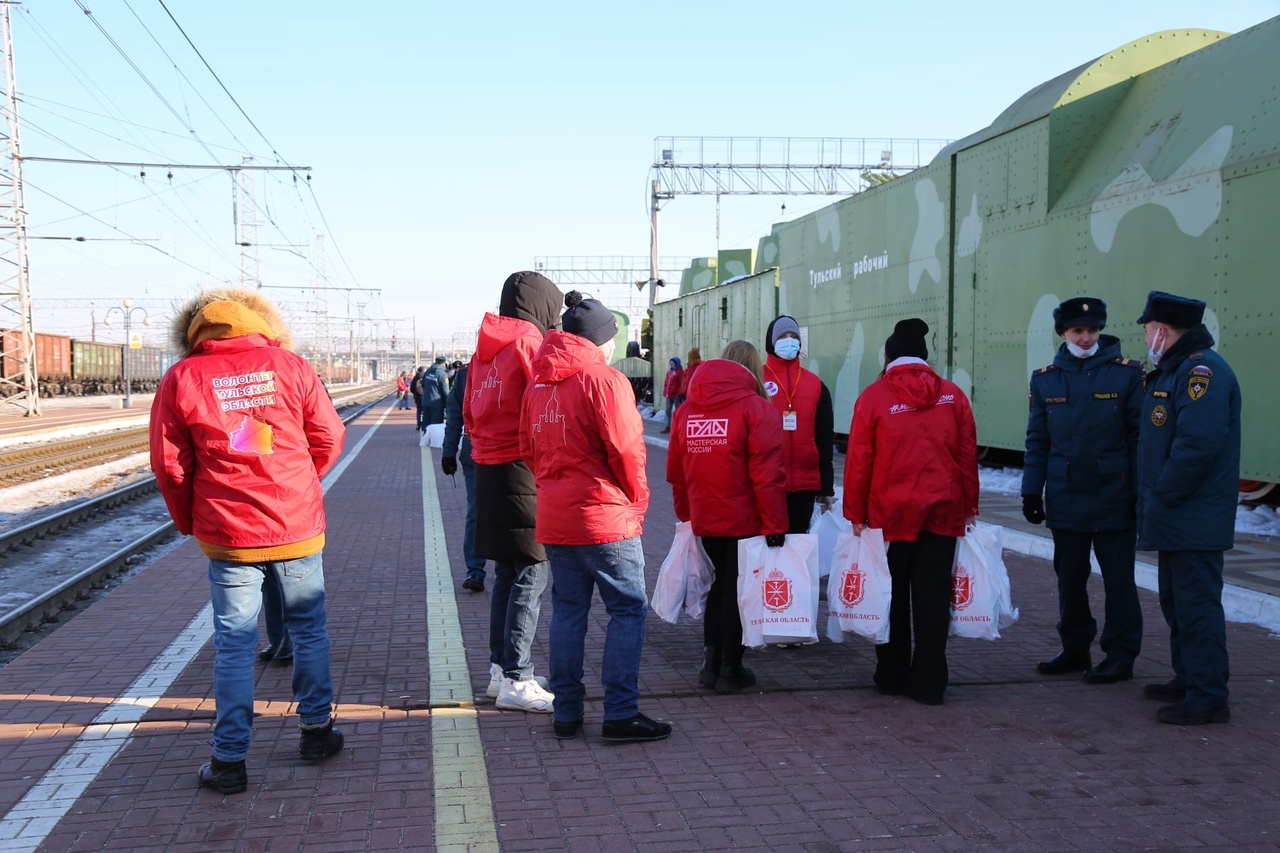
0,428,149,486
0,392,390,654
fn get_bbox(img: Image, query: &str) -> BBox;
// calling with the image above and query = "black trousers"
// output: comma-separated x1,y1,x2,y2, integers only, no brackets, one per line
1050,528,1142,663
785,491,818,535
1158,550,1229,705
700,536,746,668
875,530,957,704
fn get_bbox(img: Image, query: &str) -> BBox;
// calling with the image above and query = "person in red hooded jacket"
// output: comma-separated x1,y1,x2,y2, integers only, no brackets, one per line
762,315,836,532
521,292,671,743
464,270,562,714
843,318,979,706
150,287,346,794
667,340,788,694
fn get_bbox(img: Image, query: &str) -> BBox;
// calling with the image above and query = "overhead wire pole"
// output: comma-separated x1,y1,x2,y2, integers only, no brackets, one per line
645,136,952,308
0,2,37,415
532,255,692,334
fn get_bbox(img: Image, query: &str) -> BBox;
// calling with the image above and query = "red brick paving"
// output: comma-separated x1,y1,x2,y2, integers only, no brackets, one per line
1,407,1278,851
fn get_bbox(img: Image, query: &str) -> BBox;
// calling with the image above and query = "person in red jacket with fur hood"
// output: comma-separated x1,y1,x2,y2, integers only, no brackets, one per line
522,292,671,743
843,318,979,706
667,340,788,694
149,287,346,794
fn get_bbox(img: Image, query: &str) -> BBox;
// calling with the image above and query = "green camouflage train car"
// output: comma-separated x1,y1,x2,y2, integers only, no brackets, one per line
655,16,1280,490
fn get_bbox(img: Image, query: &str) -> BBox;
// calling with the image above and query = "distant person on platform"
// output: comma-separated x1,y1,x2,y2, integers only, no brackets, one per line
660,356,684,434
762,315,836,533
1022,297,1144,685
465,270,562,713
1135,290,1240,725
396,371,412,410
410,366,427,430
420,356,450,427
522,292,670,742
149,287,345,795
442,359,487,592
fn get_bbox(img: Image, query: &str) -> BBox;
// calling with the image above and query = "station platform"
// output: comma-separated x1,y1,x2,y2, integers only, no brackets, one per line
2,402,1278,852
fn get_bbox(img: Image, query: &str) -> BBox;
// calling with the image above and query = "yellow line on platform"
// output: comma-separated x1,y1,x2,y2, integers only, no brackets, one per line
420,442,499,853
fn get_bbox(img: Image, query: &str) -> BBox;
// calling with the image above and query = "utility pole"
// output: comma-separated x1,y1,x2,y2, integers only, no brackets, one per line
236,156,261,288
0,4,38,415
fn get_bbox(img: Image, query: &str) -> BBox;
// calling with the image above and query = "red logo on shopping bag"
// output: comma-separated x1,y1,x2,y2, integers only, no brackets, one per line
951,563,973,610
763,567,793,612
839,564,865,606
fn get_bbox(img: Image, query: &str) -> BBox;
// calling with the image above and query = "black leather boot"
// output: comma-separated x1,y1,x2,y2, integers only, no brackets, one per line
198,757,247,794
299,718,345,761
697,646,721,688
714,664,757,695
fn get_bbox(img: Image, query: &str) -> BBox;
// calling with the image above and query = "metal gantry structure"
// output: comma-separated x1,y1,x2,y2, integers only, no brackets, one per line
0,3,38,415
644,136,952,306
532,255,693,331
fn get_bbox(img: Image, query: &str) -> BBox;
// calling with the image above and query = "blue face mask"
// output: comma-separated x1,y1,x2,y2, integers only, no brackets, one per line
774,338,801,361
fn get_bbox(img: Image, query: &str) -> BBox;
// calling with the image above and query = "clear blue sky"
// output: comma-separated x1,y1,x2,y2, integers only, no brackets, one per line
13,1,1277,356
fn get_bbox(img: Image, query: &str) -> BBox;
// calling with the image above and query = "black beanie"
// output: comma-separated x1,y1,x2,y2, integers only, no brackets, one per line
884,318,929,362
561,291,618,345
498,271,563,334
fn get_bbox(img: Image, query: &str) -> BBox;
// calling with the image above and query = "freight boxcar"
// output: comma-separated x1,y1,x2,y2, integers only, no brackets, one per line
1,330,73,396
71,339,123,395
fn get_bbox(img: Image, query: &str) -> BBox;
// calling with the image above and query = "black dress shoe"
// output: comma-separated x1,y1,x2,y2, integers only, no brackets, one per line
198,758,247,794
258,642,280,662
273,647,294,666
1157,700,1230,725
553,719,582,739
462,573,485,592
1143,680,1187,702
1036,650,1092,675
601,712,672,743
1083,659,1133,684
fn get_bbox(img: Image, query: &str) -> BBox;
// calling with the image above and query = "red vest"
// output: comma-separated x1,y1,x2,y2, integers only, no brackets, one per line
763,354,822,491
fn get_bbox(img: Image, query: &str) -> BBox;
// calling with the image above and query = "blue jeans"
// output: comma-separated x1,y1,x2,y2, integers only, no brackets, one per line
208,554,335,761
489,557,549,680
460,438,485,574
546,538,648,724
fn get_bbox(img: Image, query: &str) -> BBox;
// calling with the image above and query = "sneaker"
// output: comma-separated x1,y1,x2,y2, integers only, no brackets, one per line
486,664,548,698
299,718,345,761
197,757,247,794
601,713,672,743
495,677,554,713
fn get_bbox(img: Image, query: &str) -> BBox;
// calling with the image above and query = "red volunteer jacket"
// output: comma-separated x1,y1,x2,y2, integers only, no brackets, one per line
663,366,684,398
678,361,701,396
520,331,649,545
464,313,542,465
843,361,979,540
150,333,344,551
666,359,788,538
396,375,410,393
763,354,822,492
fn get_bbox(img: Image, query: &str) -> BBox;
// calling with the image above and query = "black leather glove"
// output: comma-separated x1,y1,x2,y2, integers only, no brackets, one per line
765,533,786,548
440,457,457,477
1022,494,1045,525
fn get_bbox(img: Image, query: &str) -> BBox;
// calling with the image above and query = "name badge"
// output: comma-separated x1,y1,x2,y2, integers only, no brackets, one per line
782,410,798,431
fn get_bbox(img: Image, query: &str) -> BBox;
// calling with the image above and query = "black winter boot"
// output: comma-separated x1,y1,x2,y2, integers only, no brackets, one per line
197,757,247,794
697,646,721,688
714,664,757,695
299,718,345,761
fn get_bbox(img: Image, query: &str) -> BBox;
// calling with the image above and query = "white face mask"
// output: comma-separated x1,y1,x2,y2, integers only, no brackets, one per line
1066,341,1098,359
599,338,616,363
1148,327,1166,366
774,338,801,361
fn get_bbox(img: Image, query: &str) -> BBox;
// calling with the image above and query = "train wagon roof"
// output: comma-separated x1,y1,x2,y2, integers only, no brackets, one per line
934,28,1228,160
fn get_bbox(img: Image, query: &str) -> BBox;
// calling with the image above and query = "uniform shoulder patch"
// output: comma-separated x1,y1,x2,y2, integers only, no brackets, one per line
1033,364,1057,376
1111,357,1142,368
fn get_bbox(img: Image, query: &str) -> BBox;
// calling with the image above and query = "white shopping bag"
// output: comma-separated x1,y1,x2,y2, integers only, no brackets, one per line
651,522,715,625
949,523,1020,639
808,499,850,578
825,527,892,644
736,533,820,648
420,423,446,449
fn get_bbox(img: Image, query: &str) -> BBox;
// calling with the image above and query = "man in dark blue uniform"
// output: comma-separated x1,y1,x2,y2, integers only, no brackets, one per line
1022,297,1144,683
1136,290,1240,725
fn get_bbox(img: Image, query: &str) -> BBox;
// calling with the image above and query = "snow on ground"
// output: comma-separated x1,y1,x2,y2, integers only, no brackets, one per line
0,453,154,531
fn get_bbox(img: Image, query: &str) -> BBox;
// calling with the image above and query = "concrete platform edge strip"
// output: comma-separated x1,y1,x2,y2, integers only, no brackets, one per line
421,438,499,851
